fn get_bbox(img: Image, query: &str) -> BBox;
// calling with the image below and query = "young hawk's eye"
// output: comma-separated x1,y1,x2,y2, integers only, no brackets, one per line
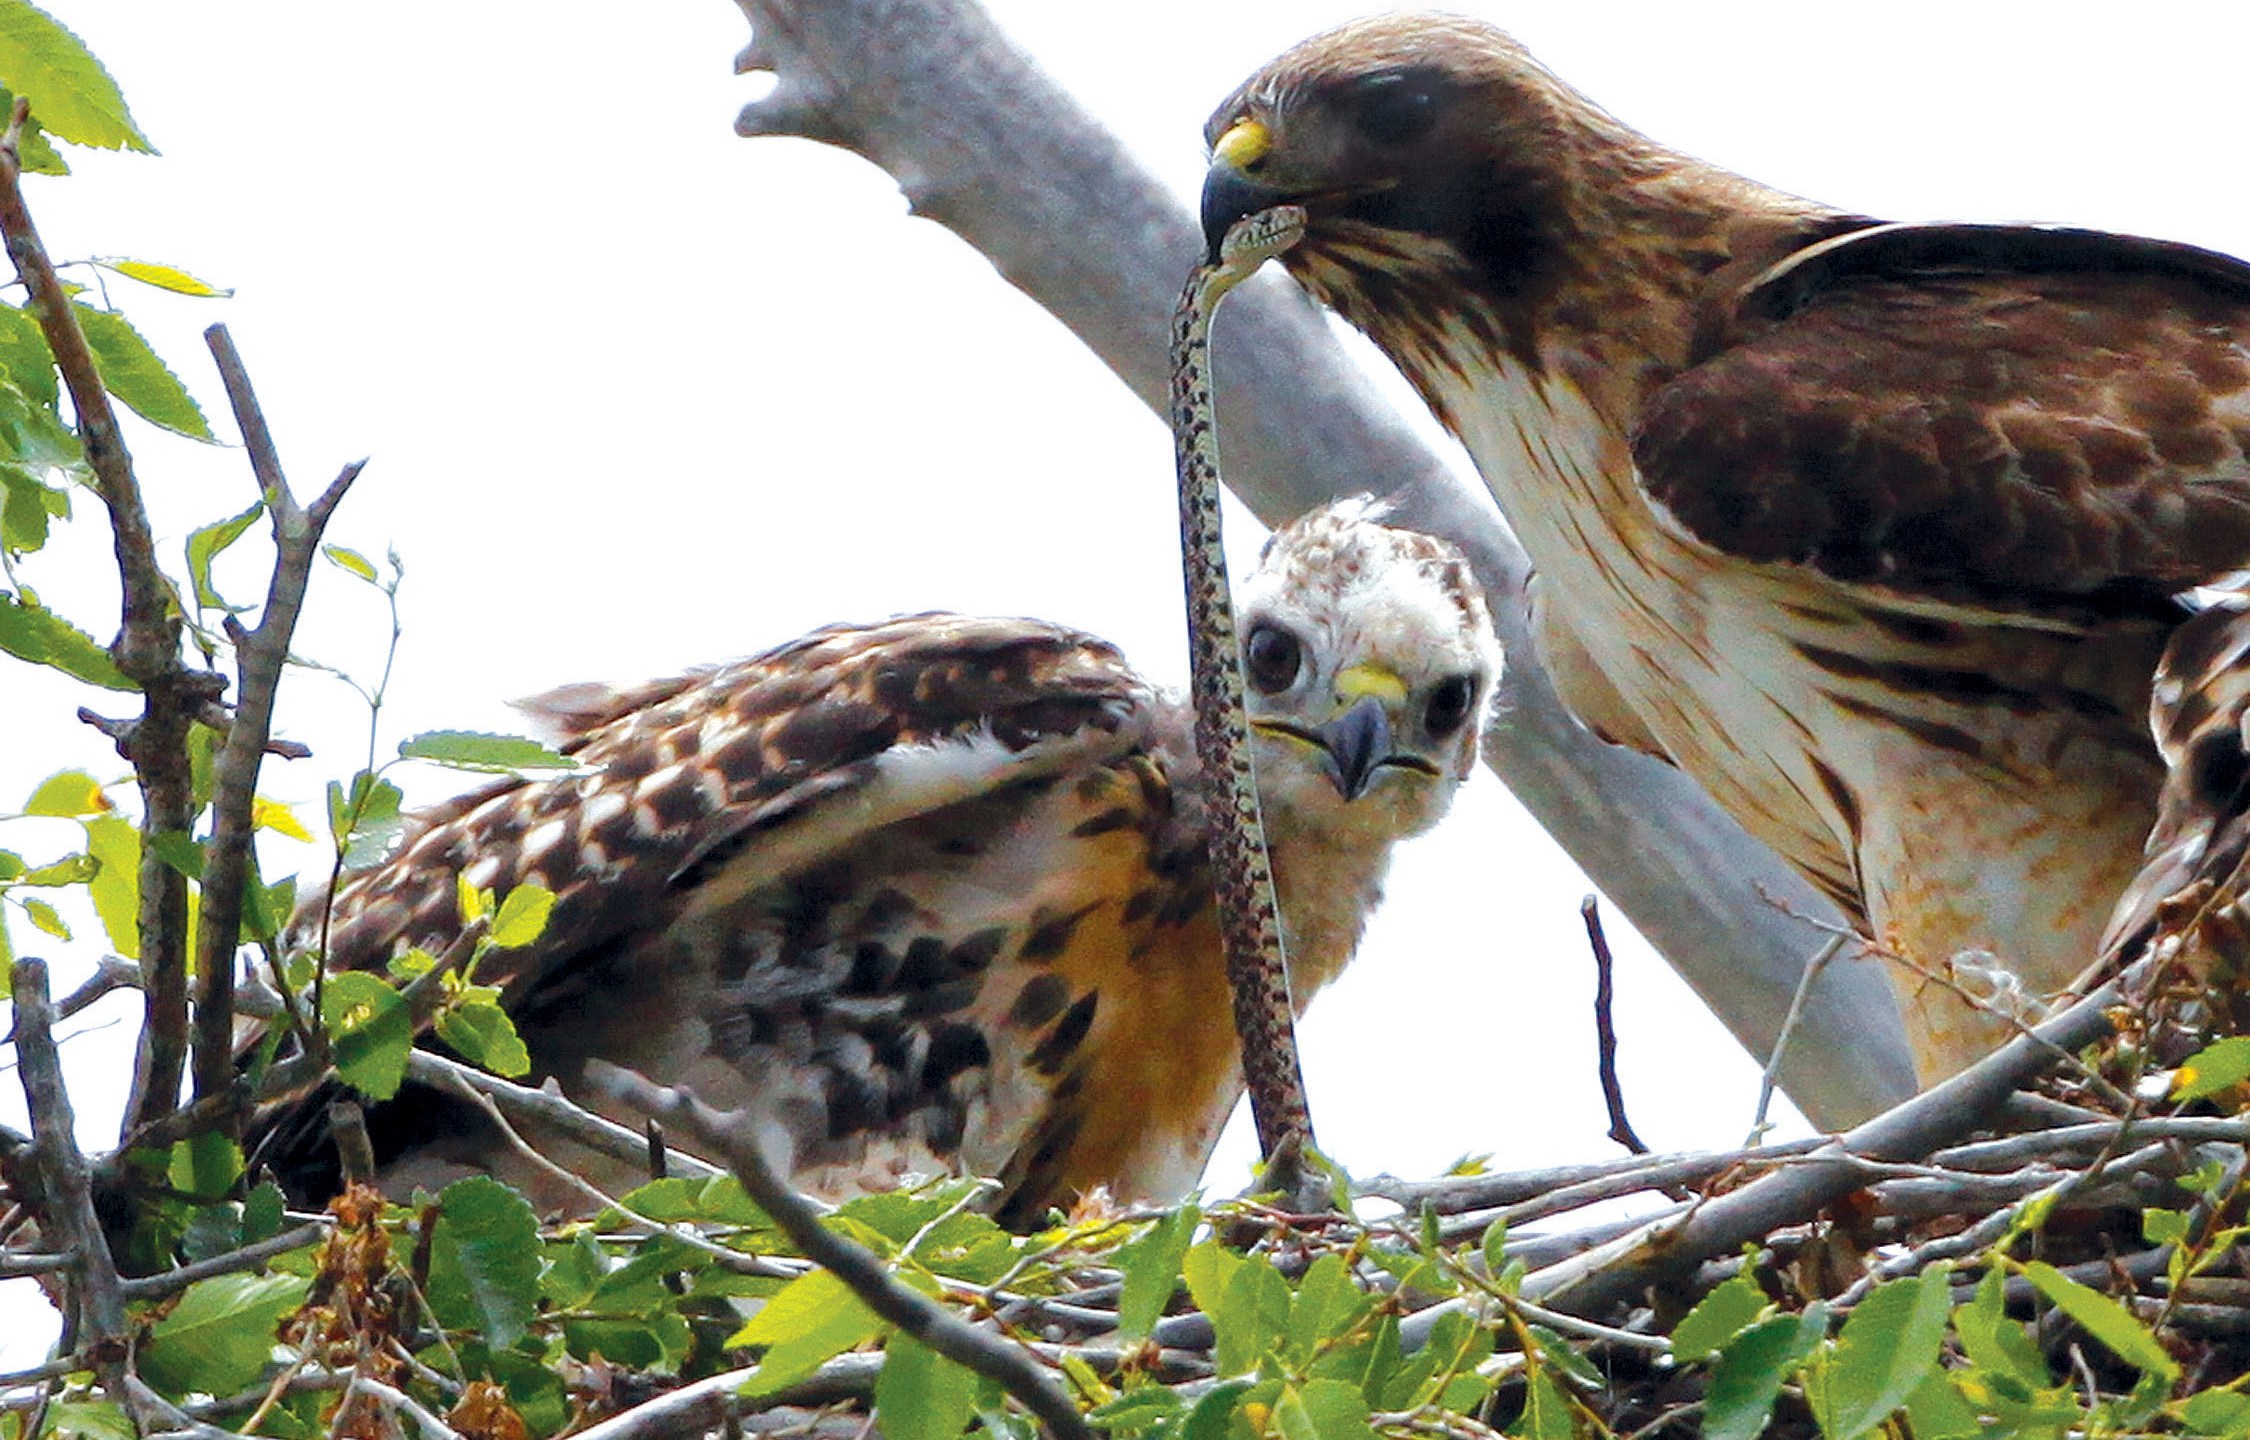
1245,625,1303,693
1424,675,1477,738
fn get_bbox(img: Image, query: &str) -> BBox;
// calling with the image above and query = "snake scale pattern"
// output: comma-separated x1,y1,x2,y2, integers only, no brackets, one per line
1166,206,1316,1177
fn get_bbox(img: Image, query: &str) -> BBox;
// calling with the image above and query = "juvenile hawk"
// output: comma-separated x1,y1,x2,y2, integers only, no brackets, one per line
2102,593,2250,1030
1202,16,2250,1086
269,500,1499,1225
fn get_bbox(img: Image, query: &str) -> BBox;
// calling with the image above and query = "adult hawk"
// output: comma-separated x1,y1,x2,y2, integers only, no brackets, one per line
1202,15,2250,1085
263,500,1499,1226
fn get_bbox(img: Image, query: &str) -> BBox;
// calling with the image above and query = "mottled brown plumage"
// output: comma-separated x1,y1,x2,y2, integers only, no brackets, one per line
2102,594,2250,1030
261,501,1498,1224
1203,15,2250,1085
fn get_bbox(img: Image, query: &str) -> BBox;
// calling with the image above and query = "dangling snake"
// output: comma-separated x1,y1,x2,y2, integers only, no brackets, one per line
1167,206,1316,1189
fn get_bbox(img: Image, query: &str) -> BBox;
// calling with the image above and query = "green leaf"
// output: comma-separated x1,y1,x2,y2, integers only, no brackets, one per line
399,729,578,774
73,304,211,439
1809,1267,1953,1440
1900,1370,1984,1440
874,1332,978,1440
328,770,405,869
1213,1255,1294,1376
489,883,556,948
148,829,202,879
435,999,531,1078
0,463,53,552
2176,1036,2250,1102
1088,1206,1185,1344
1480,1215,1507,1278
1087,1384,1182,1430
2182,1387,2250,1437
322,542,378,582
1180,1380,1256,1440
730,1267,889,1395
0,590,131,688
424,1175,541,1349
18,851,93,885
1956,1266,2050,1392
43,1401,133,1439
319,970,412,1101
0,301,56,406
81,813,136,955
20,893,64,937
563,1312,692,1371
185,499,263,611
1182,1238,1243,1322
2145,1207,2192,1247
1287,1252,1372,1364
1528,1325,1603,1390
1704,1307,1827,1440
1276,1379,1380,1440
2020,1260,2178,1378
165,1130,241,1200
25,768,106,816
0,2,149,150
1671,1268,1772,1360
1511,1365,1575,1440
136,1271,310,1398
241,1178,286,1246
93,257,230,297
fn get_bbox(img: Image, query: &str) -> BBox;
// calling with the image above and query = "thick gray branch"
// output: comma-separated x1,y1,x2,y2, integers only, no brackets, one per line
726,0,1916,1125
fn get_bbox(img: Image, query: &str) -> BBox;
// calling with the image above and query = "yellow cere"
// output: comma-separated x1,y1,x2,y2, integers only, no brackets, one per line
1334,663,1407,704
1213,119,1270,169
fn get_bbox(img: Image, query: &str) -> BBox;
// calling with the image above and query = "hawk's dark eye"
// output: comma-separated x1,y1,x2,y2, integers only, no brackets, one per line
1424,675,1477,738
1244,626,1303,694
1352,72,1439,147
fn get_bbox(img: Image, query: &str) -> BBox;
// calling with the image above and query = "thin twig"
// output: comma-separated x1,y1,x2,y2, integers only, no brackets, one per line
1749,932,1849,1146
1581,896,1647,1155
588,1062,1098,1440
0,1350,91,1392
427,1060,789,1279
52,956,143,1023
341,1373,464,1440
189,324,364,1107
118,1221,327,1300
0,1249,72,1278
404,1049,721,1182
568,1357,882,1440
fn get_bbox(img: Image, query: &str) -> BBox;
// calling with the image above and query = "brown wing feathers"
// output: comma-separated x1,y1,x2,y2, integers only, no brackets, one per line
1640,228,2250,603
319,614,1147,1003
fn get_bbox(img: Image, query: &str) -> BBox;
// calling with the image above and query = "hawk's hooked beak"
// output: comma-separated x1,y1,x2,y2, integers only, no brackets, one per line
1254,664,1440,802
1318,693,1394,803
1202,119,1290,263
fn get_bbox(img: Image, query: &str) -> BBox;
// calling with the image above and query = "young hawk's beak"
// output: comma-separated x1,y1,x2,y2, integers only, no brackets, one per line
1317,693,1393,802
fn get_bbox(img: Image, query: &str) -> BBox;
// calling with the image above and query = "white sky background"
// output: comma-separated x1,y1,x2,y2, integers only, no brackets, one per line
4,0,2248,1367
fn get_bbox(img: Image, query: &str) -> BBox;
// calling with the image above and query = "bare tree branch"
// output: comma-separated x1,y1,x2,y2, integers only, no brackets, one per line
0,99,210,1135
1521,960,2143,1322
725,0,1917,1126
188,324,364,1107
10,960,132,1407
